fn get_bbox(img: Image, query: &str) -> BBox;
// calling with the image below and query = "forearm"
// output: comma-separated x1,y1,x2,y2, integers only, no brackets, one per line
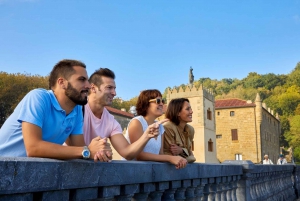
122,134,150,160
25,141,83,159
136,152,172,163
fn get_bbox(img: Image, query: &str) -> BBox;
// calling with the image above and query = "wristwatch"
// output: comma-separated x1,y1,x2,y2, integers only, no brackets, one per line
82,146,90,159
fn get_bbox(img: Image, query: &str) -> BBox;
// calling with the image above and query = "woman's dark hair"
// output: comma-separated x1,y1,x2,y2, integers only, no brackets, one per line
136,89,162,116
165,98,190,125
49,59,86,89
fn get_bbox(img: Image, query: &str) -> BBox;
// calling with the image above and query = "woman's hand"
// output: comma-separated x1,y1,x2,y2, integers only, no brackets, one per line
146,119,169,139
170,144,183,155
169,156,188,169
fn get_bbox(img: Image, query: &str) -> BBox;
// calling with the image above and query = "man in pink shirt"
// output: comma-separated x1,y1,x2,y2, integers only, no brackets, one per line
83,68,167,160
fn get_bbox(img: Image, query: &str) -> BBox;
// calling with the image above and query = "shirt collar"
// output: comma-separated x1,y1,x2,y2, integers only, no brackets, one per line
48,90,78,117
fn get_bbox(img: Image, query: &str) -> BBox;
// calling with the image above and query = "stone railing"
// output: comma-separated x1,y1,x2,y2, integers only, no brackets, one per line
0,158,299,201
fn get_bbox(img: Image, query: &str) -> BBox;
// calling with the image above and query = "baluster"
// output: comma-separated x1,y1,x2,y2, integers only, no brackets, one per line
220,177,229,201
98,186,121,200
114,194,134,201
95,198,115,201
226,179,233,201
179,180,195,201
162,189,177,201
148,181,170,201
115,184,139,201
195,178,207,200
132,192,149,201
208,183,217,201
185,186,196,201
148,190,164,201
202,178,217,201
231,178,238,201
214,177,223,201
174,187,186,201
202,183,210,201
162,180,181,201
256,173,263,199
191,179,201,200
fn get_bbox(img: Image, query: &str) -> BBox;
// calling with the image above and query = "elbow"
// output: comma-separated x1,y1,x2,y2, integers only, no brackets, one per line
25,146,39,157
123,154,135,160
136,155,144,161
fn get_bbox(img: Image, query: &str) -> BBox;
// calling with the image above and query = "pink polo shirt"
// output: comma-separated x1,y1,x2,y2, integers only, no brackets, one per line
83,103,123,144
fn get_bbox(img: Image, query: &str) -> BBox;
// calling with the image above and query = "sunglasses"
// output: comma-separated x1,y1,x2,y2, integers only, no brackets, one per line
149,98,165,104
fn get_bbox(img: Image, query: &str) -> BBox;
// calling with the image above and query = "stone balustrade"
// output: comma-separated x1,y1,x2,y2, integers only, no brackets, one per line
0,157,299,201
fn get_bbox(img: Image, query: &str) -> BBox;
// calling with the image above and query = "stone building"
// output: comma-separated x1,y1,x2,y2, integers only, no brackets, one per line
165,85,219,163
215,93,280,164
106,106,133,131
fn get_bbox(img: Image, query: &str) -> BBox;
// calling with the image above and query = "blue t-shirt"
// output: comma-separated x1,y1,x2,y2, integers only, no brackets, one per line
0,89,83,157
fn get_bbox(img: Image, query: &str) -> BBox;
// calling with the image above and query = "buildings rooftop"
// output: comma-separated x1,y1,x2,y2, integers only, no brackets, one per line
106,106,134,118
215,98,256,109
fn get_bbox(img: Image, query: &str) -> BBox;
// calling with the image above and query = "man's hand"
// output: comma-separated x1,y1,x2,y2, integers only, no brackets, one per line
170,144,183,156
88,137,113,162
169,156,188,169
146,119,169,139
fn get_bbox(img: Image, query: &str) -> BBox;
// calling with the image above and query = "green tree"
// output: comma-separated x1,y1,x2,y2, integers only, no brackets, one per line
0,72,48,127
286,62,300,87
277,85,300,116
284,115,300,160
243,72,264,89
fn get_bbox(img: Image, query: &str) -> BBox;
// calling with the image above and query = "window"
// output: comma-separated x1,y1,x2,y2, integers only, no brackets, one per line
231,129,238,140
235,154,242,160
216,135,222,139
207,108,212,120
208,139,213,152
191,141,194,151
217,112,220,116
230,111,235,116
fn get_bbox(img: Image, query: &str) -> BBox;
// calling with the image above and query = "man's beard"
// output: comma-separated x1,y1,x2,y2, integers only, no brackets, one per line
65,83,88,105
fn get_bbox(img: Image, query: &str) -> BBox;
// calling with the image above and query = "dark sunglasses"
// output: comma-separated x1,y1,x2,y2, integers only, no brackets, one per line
149,98,165,104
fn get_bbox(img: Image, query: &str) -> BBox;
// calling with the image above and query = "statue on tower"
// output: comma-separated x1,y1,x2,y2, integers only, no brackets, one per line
189,66,194,85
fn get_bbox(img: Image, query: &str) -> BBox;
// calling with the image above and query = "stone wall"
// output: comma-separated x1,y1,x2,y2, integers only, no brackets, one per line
215,100,280,164
109,114,131,131
216,107,258,162
0,158,299,201
260,108,281,164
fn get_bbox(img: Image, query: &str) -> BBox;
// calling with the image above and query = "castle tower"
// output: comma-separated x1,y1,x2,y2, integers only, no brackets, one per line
255,93,263,162
166,85,219,163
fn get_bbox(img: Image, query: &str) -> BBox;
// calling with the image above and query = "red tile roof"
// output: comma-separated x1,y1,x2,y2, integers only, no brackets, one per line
215,98,256,109
105,106,134,118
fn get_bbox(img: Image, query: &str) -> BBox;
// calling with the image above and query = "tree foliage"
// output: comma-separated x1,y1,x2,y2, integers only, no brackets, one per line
284,115,300,159
0,72,48,127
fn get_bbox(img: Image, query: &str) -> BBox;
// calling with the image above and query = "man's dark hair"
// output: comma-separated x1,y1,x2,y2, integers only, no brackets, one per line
49,59,86,89
165,98,190,125
88,68,115,87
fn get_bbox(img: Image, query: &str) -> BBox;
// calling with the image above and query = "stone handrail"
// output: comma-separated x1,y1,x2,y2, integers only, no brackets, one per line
0,158,299,201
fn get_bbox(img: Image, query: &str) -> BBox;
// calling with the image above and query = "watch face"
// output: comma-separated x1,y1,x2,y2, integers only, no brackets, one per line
83,150,90,158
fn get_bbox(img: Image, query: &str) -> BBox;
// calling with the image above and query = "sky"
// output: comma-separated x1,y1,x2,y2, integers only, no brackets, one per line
0,0,299,100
